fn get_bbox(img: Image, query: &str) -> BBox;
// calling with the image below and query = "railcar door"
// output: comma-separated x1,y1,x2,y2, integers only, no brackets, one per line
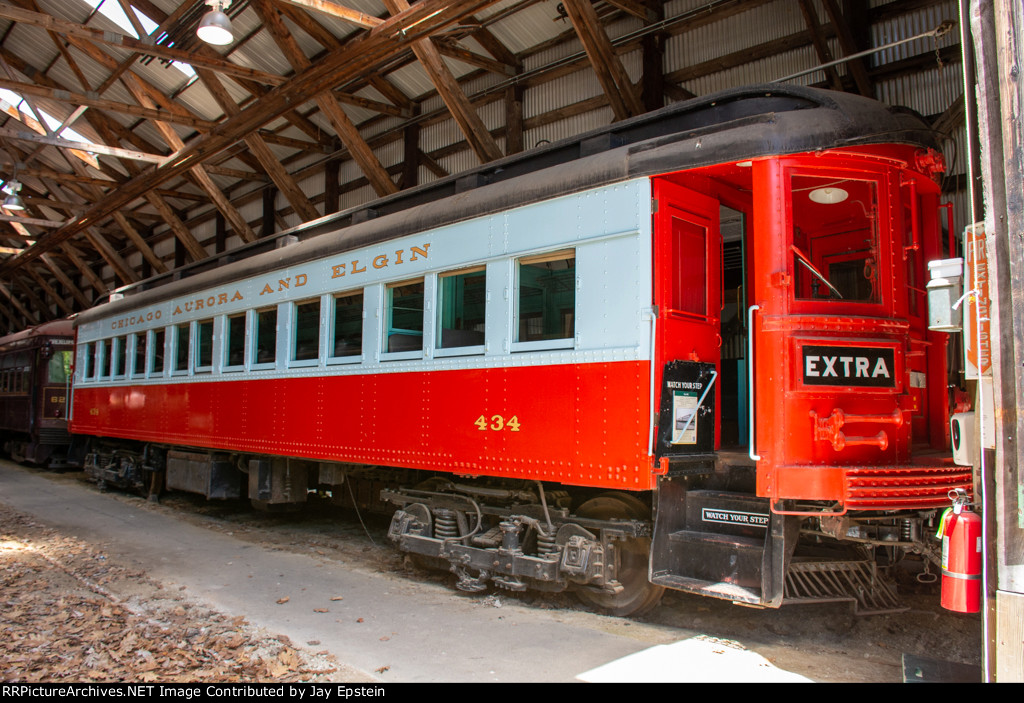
652,179,723,449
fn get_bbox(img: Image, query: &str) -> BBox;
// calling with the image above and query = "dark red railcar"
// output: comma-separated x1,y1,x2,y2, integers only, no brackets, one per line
0,319,75,467
71,85,972,615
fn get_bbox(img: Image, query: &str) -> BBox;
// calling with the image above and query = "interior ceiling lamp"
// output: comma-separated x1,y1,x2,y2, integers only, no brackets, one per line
2,180,25,211
808,186,849,204
197,0,234,46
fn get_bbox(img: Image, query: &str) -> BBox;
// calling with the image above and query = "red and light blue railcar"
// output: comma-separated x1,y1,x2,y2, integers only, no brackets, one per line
71,85,972,614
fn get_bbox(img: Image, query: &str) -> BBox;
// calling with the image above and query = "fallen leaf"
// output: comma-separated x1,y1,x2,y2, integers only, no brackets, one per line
313,608,328,613
276,597,290,605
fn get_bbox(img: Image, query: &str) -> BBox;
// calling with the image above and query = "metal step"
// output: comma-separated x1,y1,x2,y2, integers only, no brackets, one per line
650,573,762,605
784,559,907,615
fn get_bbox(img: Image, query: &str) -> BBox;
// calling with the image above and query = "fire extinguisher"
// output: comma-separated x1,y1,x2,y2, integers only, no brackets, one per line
936,488,982,613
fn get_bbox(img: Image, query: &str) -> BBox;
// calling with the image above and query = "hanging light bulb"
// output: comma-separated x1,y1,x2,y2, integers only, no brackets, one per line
197,0,234,46
808,186,849,204
3,180,25,211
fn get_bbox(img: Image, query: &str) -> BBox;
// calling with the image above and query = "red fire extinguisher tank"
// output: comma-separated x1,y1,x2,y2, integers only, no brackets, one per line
939,489,982,613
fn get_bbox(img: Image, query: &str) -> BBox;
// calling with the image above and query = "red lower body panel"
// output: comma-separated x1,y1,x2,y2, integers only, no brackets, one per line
72,361,657,491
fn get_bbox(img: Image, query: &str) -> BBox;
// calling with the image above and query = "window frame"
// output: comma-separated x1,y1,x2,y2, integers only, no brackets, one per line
435,266,487,358
110,335,127,379
222,312,247,372
251,306,279,370
512,249,576,353
289,296,323,368
382,278,426,361
327,290,364,365
171,323,191,376
194,318,214,374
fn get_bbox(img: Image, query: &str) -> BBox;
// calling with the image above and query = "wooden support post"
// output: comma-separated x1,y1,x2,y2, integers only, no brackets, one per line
262,187,278,239
324,158,341,215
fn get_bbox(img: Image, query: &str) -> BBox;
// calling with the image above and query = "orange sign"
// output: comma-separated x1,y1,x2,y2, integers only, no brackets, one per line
963,223,991,379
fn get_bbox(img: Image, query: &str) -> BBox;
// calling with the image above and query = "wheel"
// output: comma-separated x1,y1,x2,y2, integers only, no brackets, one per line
574,492,664,617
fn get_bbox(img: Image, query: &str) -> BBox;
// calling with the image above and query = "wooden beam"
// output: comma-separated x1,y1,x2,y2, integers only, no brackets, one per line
0,280,38,325
256,131,330,153
562,0,644,121
640,0,665,112
15,274,54,319
112,211,166,275
274,0,383,28
797,0,845,91
505,83,524,155
24,264,73,315
0,213,64,228
199,68,321,222
0,5,287,86
40,252,91,309
821,0,874,96
119,71,259,243
253,0,398,197
605,0,657,22
0,77,218,131
82,228,138,285
0,0,504,274
434,38,517,76
382,0,504,164
332,91,414,118
933,94,966,137
0,125,167,164
143,192,208,263
60,243,107,296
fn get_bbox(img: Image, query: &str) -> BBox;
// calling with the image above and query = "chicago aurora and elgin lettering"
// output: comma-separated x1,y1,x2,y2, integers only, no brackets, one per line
108,243,430,332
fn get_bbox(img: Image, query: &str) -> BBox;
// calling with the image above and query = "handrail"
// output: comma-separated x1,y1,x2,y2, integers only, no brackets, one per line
747,304,760,461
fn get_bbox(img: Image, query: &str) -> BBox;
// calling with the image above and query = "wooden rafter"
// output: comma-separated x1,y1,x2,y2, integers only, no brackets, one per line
0,279,39,325
382,0,504,164
562,0,643,122
0,5,287,86
253,0,398,197
797,0,845,91
274,0,383,28
24,264,73,316
40,252,91,309
198,67,321,223
820,0,874,96
0,77,218,130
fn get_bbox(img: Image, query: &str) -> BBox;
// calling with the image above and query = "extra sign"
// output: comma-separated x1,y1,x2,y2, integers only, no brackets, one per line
801,345,896,388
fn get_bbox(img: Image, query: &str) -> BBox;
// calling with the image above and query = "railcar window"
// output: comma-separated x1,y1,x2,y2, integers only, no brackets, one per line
293,299,321,362
95,340,108,379
48,351,72,385
150,329,165,376
385,280,424,353
224,313,245,369
255,308,277,365
81,343,93,380
331,292,363,359
437,268,486,349
791,175,881,304
111,336,127,377
173,323,190,374
516,251,575,343
132,333,147,377
196,319,214,372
